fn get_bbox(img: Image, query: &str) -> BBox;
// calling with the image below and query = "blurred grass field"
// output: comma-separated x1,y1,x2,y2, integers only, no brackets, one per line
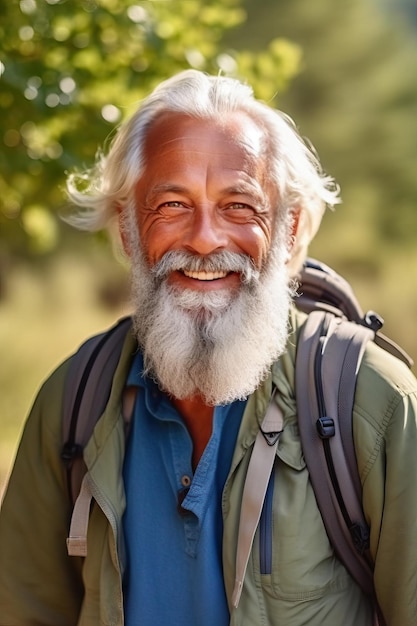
0,253,130,497
1,245,417,498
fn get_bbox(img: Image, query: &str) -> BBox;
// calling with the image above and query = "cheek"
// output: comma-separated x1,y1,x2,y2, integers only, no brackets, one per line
239,222,273,269
139,219,180,265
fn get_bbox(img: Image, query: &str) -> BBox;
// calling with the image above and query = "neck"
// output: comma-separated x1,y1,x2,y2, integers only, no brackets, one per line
171,395,214,470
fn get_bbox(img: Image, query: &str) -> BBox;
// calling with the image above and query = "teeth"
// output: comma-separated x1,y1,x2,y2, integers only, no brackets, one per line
183,269,228,281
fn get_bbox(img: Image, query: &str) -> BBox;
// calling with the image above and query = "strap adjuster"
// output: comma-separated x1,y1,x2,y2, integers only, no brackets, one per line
316,416,335,438
260,430,282,446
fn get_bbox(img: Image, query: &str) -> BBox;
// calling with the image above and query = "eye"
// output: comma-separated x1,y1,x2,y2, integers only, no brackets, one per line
160,201,183,208
224,202,256,219
156,200,190,216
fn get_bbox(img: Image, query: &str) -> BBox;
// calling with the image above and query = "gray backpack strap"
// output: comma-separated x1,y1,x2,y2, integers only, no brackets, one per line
61,317,133,504
296,310,375,595
297,259,366,322
298,259,413,369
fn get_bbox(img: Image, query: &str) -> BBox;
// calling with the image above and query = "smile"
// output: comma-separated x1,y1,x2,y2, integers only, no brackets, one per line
182,269,229,281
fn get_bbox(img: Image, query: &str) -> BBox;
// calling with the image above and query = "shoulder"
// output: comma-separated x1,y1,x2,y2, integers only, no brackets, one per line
356,340,417,424
290,304,417,407
290,305,417,445
26,358,71,445
26,319,136,440
353,339,417,479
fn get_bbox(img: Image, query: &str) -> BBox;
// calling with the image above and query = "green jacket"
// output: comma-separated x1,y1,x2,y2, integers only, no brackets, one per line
1,310,417,625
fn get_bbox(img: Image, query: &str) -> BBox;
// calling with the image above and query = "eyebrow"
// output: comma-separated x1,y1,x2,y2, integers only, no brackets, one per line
144,183,188,206
222,183,269,211
223,183,264,198
148,182,188,194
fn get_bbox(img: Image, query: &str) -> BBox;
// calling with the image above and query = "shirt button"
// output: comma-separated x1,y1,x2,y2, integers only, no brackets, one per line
181,475,191,487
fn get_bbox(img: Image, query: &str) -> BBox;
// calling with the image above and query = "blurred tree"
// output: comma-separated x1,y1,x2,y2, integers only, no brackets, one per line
378,0,417,25
225,0,417,269
0,0,301,260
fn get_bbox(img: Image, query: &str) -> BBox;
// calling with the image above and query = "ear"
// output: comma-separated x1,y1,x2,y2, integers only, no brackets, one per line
116,204,131,257
288,207,301,251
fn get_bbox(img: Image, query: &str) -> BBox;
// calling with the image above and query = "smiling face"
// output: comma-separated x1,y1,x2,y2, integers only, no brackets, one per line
132,112,277,294
124,111,296,404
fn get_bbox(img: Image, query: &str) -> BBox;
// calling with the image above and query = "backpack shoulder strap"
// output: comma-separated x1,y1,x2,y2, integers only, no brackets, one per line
295,310,375,595
61,316,133,504
298,258,413,368
232,390,284,609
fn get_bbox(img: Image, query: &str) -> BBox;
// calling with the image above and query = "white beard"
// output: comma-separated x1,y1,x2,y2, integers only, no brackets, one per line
128,230,294,406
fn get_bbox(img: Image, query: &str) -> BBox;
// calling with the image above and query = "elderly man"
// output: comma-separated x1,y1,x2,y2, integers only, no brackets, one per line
1,70,416,626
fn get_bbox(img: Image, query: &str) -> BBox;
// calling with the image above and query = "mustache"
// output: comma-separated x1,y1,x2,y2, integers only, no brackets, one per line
150,250,260,284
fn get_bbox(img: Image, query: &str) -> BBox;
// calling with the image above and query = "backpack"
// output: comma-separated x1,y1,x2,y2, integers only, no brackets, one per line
61,258,412,622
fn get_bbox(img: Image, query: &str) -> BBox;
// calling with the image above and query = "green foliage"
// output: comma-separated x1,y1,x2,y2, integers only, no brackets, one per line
0,0,300,258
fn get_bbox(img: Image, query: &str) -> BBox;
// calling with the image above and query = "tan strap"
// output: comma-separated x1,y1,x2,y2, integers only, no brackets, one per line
231,393,284,608
66,386,137,558
66,474,93,557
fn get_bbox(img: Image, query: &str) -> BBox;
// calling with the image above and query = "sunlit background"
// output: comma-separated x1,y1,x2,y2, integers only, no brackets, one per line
1,0,416,494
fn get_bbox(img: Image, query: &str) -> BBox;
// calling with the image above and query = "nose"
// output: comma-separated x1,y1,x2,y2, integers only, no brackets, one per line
183,208,229,256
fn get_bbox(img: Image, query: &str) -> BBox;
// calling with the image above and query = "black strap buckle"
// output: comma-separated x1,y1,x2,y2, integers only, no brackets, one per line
61,442,83,465
316,417,335,438
350,523,370,555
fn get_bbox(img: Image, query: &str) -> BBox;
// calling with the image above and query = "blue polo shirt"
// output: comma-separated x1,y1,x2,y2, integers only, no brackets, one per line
122,351,246,626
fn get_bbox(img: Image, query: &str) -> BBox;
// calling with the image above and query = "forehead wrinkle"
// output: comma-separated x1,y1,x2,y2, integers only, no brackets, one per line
150,124,265,158
152,127,239,151
151,144,257,159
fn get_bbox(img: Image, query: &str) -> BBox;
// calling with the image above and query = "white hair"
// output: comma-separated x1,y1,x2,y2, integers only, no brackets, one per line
66,69,340,275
